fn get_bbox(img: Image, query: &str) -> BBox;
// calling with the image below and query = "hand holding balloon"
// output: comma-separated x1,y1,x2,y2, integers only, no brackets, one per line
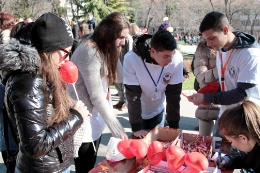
73,100,91,119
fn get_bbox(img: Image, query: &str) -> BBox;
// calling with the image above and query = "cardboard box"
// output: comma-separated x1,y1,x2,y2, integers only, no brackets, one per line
142,127,182,146
180,133,212,160
136,127,182,171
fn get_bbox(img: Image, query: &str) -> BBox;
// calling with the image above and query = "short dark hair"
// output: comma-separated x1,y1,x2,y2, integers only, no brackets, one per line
151,30,176,51
199,11,229,33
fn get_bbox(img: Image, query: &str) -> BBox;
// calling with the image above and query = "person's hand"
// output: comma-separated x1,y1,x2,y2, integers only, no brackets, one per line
116,132,128,140
133,130,149,139
73,100,91,119
214,157,226,169
187,93,205,105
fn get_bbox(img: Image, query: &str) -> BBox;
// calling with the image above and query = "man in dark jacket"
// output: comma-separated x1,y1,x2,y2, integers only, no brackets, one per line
123,30,183,137
71,18,79,42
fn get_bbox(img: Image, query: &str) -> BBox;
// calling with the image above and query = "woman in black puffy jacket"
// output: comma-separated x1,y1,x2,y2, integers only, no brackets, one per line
0,12,89,173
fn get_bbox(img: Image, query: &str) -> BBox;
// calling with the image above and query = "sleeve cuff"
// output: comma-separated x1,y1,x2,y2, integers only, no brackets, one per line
131,123,142,132
168,121,179,129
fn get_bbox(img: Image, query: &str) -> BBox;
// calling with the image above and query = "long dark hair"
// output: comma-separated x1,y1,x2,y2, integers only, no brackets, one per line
91,12,130,85
39,52,72,125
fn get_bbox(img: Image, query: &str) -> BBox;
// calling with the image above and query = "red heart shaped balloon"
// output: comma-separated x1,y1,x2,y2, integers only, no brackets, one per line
185,152,209,172
147,141,164,165
60,61,78,84
117,140,134,159
166,145,185,171
129,140,148,158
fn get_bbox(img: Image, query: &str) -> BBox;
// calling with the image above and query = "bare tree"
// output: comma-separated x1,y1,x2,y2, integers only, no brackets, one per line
144,0,155,29
0,0,7,12
209,0,214,11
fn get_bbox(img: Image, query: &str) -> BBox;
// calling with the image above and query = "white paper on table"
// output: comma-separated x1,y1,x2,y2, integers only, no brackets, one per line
211,152,226,161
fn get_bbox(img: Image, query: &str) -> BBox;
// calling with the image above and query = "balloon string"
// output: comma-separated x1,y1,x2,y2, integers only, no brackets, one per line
92,140,96,152
72,83,96,152
72,83,80,101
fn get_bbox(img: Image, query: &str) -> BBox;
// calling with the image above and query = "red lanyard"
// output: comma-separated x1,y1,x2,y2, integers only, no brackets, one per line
220,49,234,91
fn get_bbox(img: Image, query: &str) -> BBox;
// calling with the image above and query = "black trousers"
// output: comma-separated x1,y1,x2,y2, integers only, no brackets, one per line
74,136,102,173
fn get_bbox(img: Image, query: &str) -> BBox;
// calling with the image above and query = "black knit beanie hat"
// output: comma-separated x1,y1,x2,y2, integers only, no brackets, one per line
31,12,74,52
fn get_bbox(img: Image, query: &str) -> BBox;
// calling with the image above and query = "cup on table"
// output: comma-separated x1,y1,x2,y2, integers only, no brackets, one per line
212,136,222,152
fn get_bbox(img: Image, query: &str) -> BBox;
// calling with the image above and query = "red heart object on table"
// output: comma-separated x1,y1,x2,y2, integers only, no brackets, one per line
59,61,78,84
185,152,209,172
129,140,148,158
117,140,134,159
198,81,219,94
147,141,164,165
166,145,186,170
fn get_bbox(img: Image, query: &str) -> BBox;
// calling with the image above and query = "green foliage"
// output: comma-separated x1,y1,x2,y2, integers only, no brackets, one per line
58,6,67,17
106,0,128,14
72,0,128,22
11,0,32,19
165,4,177,19
182,73,195,90
127,0,142,23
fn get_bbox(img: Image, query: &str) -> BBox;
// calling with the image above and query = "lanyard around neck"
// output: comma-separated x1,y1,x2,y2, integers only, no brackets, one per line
143,59,164,92
220,49,234,91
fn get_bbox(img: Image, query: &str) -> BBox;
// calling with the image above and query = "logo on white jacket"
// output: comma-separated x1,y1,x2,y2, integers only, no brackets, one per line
228,66,237,78
162,72,172,84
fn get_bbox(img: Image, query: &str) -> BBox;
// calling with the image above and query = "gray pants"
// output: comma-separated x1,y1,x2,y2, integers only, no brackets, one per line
213,117,222,137
114,83,125,102
199,119,214,136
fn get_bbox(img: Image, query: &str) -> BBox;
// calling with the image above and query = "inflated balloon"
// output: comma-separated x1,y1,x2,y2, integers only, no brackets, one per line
166,145,185,171
129,140,148,159
147,141,164,165
60,61,78,84
117,140,134,159
185,152,209,172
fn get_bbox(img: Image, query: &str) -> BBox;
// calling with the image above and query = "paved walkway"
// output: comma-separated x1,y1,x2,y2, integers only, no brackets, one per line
0,88,239,172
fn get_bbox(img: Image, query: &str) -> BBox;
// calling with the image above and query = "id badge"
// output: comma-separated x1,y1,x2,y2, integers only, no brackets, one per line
151,91,161,101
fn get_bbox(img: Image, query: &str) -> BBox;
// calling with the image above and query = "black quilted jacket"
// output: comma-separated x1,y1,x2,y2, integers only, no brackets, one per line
0,39,83,173
223,143,260,172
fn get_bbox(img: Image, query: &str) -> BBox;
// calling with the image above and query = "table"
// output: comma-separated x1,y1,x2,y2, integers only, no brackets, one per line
89,130,234,173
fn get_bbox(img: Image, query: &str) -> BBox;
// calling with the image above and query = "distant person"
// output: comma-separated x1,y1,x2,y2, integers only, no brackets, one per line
71,18,79,41
124,30,183,137
0,11,15,44
188,11,260,137
130,24,142,38
87,13,97,33
78,20,90,42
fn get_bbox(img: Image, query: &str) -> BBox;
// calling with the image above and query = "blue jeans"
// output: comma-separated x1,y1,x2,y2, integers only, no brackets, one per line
142,109,165,130
15,166,70,173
